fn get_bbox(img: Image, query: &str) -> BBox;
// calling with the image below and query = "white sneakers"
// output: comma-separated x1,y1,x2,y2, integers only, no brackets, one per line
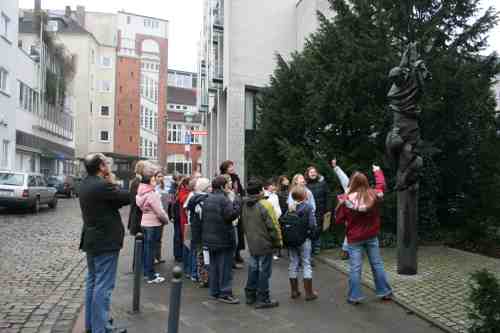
147,273,165,284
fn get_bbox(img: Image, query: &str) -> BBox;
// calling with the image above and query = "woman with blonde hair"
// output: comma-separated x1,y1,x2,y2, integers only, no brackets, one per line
287,185,318,301
287,174,316,212
335,163,392,304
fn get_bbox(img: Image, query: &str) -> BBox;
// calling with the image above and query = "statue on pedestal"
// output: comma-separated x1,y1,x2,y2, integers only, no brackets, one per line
385,42,431,275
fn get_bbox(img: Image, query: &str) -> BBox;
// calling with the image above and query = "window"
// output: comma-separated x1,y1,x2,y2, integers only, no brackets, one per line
183,106,188,110
167,154,192,175
176,105,181,110
90,102,93,114
100,106,110,117
0,68,8,93
1,140,9,168
245,90,261,130
100,80,111,93
18,81,39,112
154,143,158,159
167,123,183,144
154,112,158,133
127,16,131,24
1,12,10,41
129,104,133,112
101,56,112,68
99,130,110,142
148,141,153,157
140,106,145,128
28,176,36,187
91,49,95,64
188,125,201,144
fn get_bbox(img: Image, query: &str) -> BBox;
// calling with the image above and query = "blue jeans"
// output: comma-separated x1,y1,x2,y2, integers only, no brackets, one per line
182,245,198,279
246,254,273,298
143,226,161,280
85,252,119,333
347,237,392,302
289,239,313,279
208,248,234,298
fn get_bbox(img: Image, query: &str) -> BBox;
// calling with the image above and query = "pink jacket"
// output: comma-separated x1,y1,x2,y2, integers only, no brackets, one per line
136,183,169,227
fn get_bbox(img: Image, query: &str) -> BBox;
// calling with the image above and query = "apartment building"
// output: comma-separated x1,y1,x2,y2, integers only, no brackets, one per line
166,69,203,175
115,11,169,173
0,0,18,171
16,6,76,176
199,0,333,180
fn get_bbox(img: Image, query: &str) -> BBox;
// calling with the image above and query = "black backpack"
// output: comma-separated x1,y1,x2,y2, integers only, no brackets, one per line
279,210,310,248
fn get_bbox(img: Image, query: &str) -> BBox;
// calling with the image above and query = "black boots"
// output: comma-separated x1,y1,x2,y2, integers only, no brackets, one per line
304,279,318,301
245,288,257,305
255,291,279,309
289,278,301,299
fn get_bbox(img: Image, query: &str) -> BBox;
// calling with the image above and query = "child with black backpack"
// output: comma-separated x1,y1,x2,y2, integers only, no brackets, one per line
285,185,318,301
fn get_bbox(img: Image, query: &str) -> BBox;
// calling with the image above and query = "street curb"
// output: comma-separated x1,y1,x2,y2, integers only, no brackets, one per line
316,255,455,333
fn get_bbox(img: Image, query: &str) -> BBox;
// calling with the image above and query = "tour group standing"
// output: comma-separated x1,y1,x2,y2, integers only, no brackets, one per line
79,154,393,331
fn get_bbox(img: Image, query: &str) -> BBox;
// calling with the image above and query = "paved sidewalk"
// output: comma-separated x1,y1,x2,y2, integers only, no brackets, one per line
318,246,500,333
73,229,442,333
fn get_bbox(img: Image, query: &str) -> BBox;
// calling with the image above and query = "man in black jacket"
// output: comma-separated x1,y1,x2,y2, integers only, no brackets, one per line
219,160,246,265
79,153,129,333
202,176,241,304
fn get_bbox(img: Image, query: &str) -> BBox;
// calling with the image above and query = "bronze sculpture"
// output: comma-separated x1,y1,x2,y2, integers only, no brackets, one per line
386,42,431,275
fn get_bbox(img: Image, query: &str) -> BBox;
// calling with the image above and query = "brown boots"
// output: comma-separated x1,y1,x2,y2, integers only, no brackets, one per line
290,278,318,301
304,279,318,301
289,278,301,299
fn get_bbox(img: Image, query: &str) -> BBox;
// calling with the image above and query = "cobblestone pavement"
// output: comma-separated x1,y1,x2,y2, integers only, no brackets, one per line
319,246,500,333
0,199,87,333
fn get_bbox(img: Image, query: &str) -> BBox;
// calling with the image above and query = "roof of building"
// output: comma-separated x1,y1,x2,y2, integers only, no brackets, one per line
168,86,197,106
118,11,169,23
167,112,202,123
19,10,90,35
168,68,197,76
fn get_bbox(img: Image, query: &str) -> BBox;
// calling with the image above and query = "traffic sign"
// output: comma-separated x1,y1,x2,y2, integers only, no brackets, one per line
191,130,208,136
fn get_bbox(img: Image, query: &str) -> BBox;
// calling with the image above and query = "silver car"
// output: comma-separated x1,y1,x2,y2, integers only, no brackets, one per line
0,171,58,213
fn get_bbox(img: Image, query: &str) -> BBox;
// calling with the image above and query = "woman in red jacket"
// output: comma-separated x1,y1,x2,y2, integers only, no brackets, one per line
177,177,191,277
335,164,392,304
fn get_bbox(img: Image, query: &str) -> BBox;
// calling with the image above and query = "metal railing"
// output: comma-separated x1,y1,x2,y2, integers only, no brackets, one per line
35,102,74,141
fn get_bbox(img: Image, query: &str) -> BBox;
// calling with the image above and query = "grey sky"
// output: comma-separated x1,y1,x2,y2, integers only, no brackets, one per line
19,0,499,73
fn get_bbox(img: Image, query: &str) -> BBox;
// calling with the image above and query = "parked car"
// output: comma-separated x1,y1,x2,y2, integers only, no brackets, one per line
0,171,58,213
47,175,76,198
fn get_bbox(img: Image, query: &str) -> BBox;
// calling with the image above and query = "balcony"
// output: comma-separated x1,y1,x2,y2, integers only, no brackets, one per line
33,102,74,141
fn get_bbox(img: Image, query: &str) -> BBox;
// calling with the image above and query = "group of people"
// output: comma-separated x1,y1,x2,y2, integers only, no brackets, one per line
78,153,393,333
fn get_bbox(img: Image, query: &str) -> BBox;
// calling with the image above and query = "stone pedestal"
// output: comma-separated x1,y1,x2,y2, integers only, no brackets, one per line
397,185,418,275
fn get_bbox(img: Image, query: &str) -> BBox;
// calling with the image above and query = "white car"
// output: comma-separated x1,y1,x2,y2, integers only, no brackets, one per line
0,171,58,213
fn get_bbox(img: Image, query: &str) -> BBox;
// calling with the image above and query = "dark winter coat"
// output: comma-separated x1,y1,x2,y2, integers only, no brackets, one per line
79,176,130,256
186,192,209,249
306,176,330,217
201,190,241,250
127,176,142,235
241,194,281,256
277,189,289,215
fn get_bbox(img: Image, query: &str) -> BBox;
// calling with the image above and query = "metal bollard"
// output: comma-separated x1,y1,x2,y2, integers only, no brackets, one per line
132,233,144,313
167,266,183,333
